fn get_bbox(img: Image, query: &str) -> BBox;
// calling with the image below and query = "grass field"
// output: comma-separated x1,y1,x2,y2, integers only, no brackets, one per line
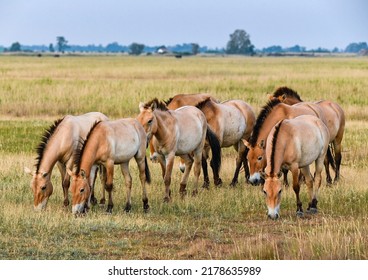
1,55,368,259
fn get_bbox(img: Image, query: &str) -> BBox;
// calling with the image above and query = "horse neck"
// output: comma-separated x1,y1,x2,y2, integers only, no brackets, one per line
152,110,173,142
257,107,288,146
38,137,66,173
79,140,100,178
266,137,285,176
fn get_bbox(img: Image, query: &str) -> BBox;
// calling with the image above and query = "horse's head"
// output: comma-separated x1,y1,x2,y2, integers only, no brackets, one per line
69,169,90,214
137,100,160,141
25,167,53,211
262,172,283,220
243,140,266,185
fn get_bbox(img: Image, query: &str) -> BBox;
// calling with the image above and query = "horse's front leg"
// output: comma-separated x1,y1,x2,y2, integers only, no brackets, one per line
57,162,70,207
89,165,99,207
163,153,175,202
120,162,132,212
291,165,303,217
136,156,150,212
104,161,115,214
230,142,245,187
98,165,107,206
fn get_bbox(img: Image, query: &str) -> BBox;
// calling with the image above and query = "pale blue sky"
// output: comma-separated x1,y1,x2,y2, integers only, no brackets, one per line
0,0,367,49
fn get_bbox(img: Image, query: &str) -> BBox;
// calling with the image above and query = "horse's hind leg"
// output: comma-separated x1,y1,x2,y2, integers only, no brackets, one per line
120,162,132,212
163,153,175,202
57,162,70,207
333,139,343,183
179,154,194,198
201,145,210,189
323,152,333,186
192,150,202,196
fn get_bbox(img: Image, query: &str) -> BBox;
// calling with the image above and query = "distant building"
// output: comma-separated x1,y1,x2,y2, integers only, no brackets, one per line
156,46,168,54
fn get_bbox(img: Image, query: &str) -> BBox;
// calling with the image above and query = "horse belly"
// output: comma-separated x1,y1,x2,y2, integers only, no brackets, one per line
176,132,203,155
221,116,246,147
298,137,325,167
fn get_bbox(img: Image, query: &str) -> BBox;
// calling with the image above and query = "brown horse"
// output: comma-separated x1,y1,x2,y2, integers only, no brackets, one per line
164,94,256,187
24,112,108,210
262,115,330,219
269,87,345,183
68,118,151,214
137,98,221,202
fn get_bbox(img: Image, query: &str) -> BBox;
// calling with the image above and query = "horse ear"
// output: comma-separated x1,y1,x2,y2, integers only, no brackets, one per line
80,169,86,179
258,140,265,149
24,167,34,176
280,94,287,102
151,101,157,111
139,102,145,112
242,139,251,149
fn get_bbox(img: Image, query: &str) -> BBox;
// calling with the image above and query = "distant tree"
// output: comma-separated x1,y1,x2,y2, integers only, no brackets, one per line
191,43,200,55
56,36,69,52
332,47,340,53
9,42,21,52
345,42,368,53
226,29,254,55
106,42,124,53
129,43,145,55
49,43,55,52
262,45,283,53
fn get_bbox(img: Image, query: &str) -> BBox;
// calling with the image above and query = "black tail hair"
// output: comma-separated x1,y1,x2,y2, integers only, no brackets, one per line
206,127,221,177
326,144,336,172
144,156,151,184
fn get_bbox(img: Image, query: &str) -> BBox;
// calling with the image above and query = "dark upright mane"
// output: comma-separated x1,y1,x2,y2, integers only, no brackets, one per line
195,97,212,110
163,97,173,107
249,99,282,147
143,98,168,111
272,87,303,102
74,121,101,174
35,117,64,173
270,120,284,175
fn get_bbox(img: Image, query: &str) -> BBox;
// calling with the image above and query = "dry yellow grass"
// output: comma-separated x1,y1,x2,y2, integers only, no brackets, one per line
0,55,368,259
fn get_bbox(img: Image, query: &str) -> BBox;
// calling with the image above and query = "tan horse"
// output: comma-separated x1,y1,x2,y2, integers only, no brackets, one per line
164,94,256,187
137,98,221,202
24,112,108,210
261,115,330,219
68,118,151,214
269,87,345,183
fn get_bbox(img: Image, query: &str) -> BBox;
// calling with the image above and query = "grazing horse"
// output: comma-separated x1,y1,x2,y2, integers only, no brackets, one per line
69,119,151,214
269,87,345,183
137,98,221,202
24,112,108,210
262,115,330,219
163,93,256,187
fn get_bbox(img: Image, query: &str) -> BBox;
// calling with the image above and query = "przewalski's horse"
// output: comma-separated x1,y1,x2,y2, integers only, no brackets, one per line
137,98,221,202
268,87,345,183
163,93,256,187
24,112,108,210
69,118,151,214
195,98,256,186
149,93,219,168
261,115,330,219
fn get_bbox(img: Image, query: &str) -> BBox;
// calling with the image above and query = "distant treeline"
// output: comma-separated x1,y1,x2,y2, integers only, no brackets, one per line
1,41,367,55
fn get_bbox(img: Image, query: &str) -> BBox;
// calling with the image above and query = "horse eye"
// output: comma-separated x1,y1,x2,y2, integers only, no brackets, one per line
257,156,263,161
262,189,266,195
80,188,85,193
278,189,282,195
147,119,153,125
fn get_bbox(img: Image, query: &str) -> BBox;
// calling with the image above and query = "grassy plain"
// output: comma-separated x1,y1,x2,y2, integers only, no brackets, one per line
0,55,368,259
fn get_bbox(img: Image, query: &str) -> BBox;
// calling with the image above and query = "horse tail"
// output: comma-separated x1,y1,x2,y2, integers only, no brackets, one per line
327,144,336,172
144,156,151,184
206,127,222,176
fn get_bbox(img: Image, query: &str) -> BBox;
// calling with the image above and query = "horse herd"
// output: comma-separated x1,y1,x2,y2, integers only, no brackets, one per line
24,87,345,220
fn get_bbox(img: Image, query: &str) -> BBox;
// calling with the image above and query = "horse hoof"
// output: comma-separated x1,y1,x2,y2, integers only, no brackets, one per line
215,178,223,186
90,197,98,206
99,198,106,206
296,211,304,217
106,205,113,214
201,182,210,189
143,204,150,213
191,190,198,197
229,181,237,187
63,200,69,207
307,207,318,214
163,197,171,203
124,204,132,213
